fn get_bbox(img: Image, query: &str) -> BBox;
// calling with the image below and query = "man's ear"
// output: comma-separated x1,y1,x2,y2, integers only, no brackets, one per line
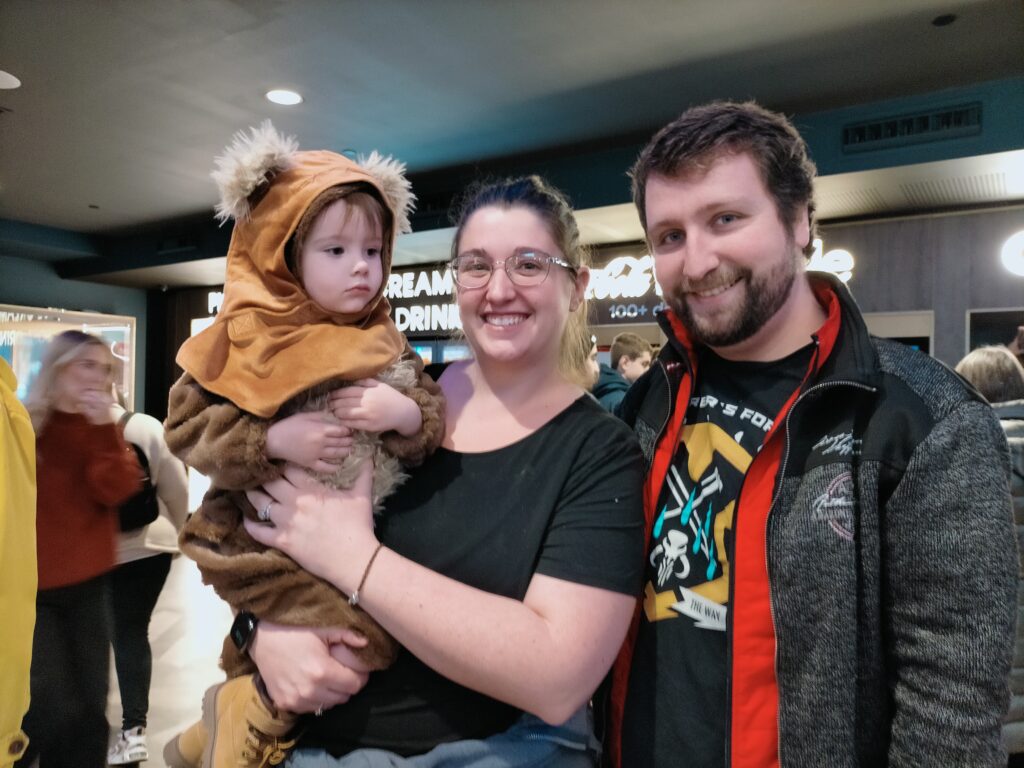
791,204,811,252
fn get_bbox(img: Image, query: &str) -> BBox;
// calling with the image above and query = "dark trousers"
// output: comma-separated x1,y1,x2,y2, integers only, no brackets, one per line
17,574,112,768
110,552,173,730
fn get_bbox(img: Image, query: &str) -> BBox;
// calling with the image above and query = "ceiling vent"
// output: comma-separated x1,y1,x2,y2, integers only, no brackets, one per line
842,103,981,154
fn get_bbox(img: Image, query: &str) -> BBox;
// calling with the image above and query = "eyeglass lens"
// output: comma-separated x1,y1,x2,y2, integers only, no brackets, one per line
452,251,553,287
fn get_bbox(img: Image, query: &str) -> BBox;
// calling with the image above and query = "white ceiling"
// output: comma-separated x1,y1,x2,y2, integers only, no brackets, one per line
2,0,1023,287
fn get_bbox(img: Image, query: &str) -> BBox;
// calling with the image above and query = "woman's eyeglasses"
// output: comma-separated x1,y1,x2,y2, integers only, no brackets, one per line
450,250,575,289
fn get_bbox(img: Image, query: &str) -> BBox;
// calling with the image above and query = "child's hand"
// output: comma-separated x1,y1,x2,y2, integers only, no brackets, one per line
329,380,422,436
266,411,353,472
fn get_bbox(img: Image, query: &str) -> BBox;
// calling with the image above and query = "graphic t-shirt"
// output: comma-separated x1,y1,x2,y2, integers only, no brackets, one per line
621,344,812,767
301,395,645,757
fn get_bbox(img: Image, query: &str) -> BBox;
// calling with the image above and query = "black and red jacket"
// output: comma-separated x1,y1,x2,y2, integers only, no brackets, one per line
605,274,1016,767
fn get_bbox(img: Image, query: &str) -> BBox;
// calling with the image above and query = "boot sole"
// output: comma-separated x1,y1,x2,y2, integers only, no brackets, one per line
200,682,224,768
163,735,196,768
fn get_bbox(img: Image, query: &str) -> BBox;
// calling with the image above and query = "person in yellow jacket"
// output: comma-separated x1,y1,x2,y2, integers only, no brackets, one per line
0,357,36,767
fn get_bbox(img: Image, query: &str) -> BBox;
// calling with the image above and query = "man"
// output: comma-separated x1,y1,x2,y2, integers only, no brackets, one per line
606,101,1016,767
0,358,36,767
611,332,654,384
591,339,630,412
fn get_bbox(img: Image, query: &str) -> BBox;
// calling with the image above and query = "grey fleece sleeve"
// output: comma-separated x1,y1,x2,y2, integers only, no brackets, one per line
884,400,1016,767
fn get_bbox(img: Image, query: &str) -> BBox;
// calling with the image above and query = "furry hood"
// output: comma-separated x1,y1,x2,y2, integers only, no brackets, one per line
211,120,414,235
174,122,413,417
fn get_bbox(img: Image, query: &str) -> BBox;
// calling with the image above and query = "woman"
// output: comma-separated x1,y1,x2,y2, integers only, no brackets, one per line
106,399,189,766
956,345,1024,766
242,176,645,766
18,330,141,768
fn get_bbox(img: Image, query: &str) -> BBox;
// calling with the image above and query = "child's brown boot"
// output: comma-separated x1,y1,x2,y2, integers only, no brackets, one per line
201,674,299,767
163,718,208,767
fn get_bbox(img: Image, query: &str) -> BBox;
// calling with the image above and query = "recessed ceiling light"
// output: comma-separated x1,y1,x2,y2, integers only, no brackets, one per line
265,89,303,106
0,70,21,89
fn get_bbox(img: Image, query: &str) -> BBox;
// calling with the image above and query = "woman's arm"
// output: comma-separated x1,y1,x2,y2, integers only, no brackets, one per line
127,411,190,529
246,449,642,724
83,422,143,507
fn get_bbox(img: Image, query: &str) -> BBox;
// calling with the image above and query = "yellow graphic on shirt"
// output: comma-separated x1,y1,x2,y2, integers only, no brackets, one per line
645,422,751,623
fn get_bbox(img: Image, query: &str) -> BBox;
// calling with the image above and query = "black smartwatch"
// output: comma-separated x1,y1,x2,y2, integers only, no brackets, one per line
230,611,259,655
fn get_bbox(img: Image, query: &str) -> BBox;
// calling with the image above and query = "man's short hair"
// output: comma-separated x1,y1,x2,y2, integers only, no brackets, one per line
611,332,654,371
630,100,818,256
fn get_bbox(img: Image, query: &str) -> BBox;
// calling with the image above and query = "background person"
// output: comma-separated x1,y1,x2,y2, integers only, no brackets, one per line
957,346,1024,767
593,332,655,413
609,332,653,383
106,398,189,766
608,100,1016,768
242,175,645,767
0,357,36,768
17,331,141,768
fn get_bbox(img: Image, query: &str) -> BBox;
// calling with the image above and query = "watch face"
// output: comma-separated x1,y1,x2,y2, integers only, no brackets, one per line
230,612,256,651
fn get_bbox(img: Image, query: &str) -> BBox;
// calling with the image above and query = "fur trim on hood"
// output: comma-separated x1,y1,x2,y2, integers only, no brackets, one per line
358,151,415,234
211,121,416,233
212,120,299,223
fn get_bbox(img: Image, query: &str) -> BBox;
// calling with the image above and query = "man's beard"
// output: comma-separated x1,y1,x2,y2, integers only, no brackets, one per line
664,251,799,348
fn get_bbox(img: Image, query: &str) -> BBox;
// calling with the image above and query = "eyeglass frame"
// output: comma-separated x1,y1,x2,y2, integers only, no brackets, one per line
449,248,577,289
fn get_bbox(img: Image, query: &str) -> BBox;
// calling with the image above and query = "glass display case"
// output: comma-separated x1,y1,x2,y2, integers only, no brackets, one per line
0,303,137,407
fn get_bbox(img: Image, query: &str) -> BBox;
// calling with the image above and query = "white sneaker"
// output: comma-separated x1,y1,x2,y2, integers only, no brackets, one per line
108,726,149,765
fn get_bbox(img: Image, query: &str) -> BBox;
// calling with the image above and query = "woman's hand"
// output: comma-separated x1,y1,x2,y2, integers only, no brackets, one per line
249,621,371,713
244,462,378,590
78,389,114,425
266,411,354,472
329,380,422,436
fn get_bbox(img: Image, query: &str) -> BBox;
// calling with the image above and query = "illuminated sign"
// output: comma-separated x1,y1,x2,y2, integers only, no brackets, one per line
807,238,855,283
208,291,224,314
385,266,460,337
384,238,857,336
587,250,665,325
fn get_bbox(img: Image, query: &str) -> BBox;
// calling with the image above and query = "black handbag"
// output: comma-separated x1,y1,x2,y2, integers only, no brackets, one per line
116,412,159,532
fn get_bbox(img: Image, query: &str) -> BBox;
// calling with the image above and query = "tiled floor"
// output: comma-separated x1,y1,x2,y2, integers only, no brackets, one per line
106,555,232,768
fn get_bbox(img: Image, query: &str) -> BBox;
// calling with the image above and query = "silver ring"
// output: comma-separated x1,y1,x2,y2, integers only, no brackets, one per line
257,501,274,523
315,703,324,717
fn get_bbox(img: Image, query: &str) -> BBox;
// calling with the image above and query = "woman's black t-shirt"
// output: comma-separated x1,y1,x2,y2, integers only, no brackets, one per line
301,394,645,757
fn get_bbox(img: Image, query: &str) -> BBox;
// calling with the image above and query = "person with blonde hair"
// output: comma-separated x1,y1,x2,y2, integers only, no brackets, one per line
17,330,141,768
239,176,644,766
957,345,1024,765
956,345,1024,404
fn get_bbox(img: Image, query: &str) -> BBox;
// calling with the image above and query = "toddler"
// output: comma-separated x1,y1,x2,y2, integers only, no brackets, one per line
163,122,444,767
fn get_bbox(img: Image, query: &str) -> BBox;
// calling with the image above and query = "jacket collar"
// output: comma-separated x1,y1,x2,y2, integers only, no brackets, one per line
654,271,882,389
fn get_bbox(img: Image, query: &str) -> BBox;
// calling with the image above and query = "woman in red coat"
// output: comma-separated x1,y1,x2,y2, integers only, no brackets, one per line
17,330,141,768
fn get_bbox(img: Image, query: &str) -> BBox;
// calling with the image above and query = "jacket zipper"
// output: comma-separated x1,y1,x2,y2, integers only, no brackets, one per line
765,378,877,766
